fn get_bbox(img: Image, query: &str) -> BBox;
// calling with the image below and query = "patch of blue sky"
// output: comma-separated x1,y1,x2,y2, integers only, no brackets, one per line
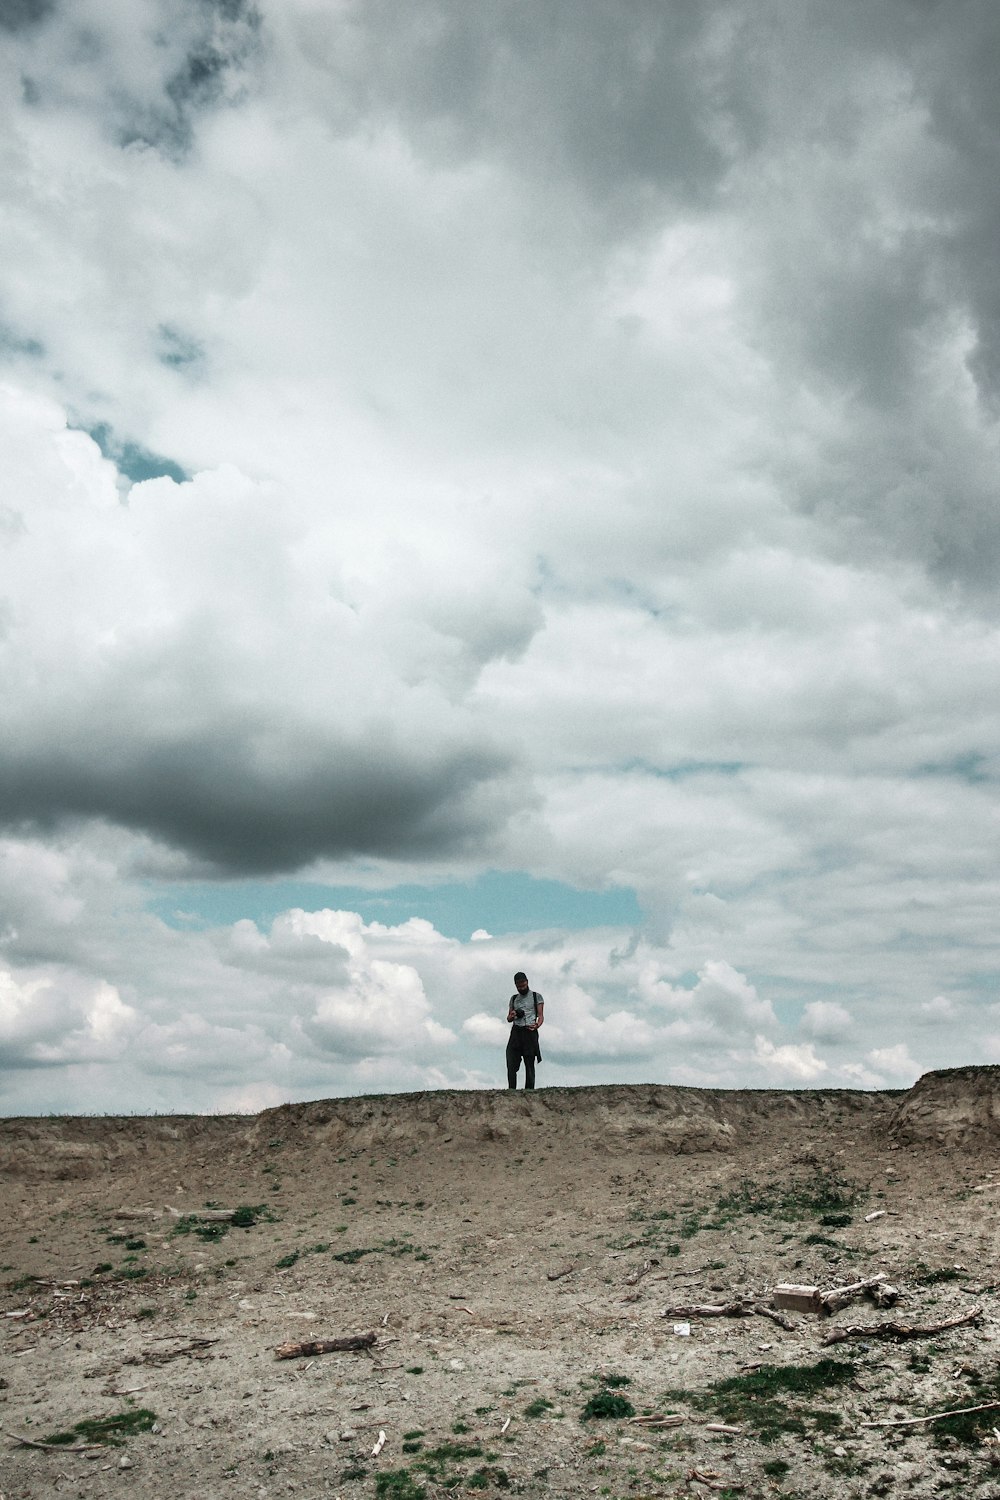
147,870,643,940
613,759,747,779
83,422,188,484
915,752,994,783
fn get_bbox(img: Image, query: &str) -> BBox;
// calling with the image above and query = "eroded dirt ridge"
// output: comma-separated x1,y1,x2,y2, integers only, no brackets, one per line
3,1069,1000,1499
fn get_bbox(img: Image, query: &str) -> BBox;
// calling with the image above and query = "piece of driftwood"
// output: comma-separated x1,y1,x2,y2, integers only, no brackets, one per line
704,1422,742,1434
628,1414,684,1429
274,1332,377,1360
662,1300,797,1332
371,1430,386,1457
819,1276,898,1315
124,1337,219,1366
165,1206,237,1222
861,1399,1000,1429
686,1469,726,1491
755,1305,798,1331
864,1210,887,1223
822,1306,982,1347
1,1425,101,1453
625,1258,659,1287
547,1263,576,1282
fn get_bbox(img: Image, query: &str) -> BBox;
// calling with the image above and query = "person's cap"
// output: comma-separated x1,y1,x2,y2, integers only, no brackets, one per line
513,971,527,982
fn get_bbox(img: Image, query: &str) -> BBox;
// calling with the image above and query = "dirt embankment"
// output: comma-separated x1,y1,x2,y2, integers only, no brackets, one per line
0,1080,912,1181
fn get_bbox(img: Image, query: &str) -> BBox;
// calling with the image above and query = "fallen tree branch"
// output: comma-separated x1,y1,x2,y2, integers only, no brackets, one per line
274,1332,377,1360
686,1468,727,1491
662,1300,797,1332
124,1337,220,1366
861,1399,1000,1429
822,1307,982,1347
164,1206,237,1222
818,1276,898,1316
1,1426,102,1453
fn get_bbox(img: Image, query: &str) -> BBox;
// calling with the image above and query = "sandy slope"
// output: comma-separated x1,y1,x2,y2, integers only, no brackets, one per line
3,1070,1000,1499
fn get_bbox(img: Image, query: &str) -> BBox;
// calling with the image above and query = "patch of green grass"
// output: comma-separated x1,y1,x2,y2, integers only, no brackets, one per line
332,1246,376,1264
803,1233,843,1248
275,1251,299,1269
601,1374,631,1389
915,1266,961,1285
523,1398,554,1418
172,1216,228,1242
406,1366,425,1375
231,1204,276,1227
928,1369,1000,1447
716,1172,861,1225
581,1390,636,1421
375,1469,426,1500
667,1359,858,1444
413,1441,485,1485
43,1409,157,1447
762,1458,791,1478
818,1213,853,1229
466,1467,510,1490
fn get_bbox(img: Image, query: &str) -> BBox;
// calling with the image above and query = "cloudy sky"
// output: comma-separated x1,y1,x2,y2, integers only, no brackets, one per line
2,0,1000,1115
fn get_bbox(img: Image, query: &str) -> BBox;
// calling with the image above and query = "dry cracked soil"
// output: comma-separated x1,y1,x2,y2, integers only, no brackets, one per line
4,1067,1000,1500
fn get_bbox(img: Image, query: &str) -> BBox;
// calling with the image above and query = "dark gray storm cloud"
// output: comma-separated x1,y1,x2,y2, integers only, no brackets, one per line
319,0,753,217
0,731,513,875
298,0,1000,590
0,0,54,33
11,0,263,157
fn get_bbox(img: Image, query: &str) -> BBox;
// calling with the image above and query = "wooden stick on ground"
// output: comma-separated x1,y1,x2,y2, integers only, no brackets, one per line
861,1399,1000,1429
818,1276,896,1315
274,1332,377,1360
662,1301,797,1332
822,1306,982,1347
0,1426,102,1453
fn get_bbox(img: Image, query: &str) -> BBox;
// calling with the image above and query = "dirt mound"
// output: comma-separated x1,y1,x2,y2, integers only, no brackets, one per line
887,1064,1000,1147
252,1084,741,1156
0,1114,253,1182
0,1082,905,1182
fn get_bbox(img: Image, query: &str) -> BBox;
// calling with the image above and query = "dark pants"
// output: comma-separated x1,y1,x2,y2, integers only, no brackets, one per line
506,1026,537,1089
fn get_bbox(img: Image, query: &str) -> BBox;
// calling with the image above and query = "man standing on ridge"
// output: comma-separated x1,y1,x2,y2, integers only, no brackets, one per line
506,971,544,1089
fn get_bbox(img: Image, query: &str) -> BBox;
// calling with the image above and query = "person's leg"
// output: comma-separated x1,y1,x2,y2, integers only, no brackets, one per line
523,1040,536,1090
506,1032,520,1089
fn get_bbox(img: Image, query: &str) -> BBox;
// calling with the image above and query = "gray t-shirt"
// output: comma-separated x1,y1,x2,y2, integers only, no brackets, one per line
510,990,543,1026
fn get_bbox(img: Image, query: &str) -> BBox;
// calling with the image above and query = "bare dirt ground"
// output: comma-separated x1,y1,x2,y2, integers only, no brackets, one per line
4,1068,1000,1500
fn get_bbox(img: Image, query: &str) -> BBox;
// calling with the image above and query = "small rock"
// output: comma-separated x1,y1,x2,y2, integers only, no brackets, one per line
118,1456,132,1469
449,1358,465,1371
340,1428,357,1441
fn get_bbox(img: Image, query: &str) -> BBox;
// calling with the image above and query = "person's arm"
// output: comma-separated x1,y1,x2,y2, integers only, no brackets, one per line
507,996,516,1022
533,998,544,1029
